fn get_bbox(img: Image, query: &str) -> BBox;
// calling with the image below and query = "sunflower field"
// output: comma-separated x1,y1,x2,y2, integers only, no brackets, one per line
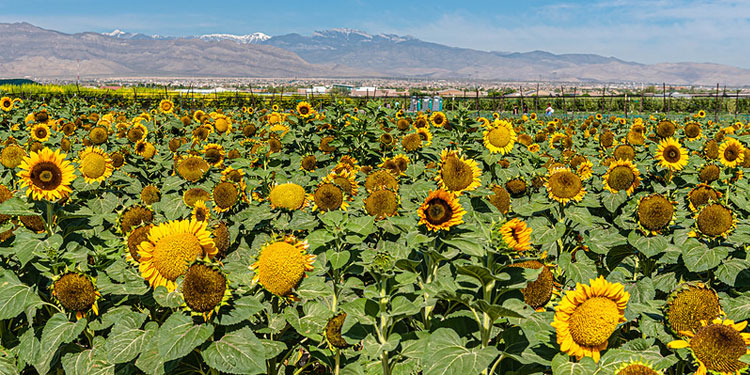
1,94,750,375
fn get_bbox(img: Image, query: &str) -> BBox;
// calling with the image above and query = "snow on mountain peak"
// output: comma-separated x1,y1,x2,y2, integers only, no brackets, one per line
198,33,271,44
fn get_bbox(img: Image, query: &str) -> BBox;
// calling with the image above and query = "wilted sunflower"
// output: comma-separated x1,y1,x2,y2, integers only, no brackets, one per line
687,184,722,212
691,203,735,239
325,313,351,349
417,190,465,231
487,185,511,214
51,272,101,320
192,125,212,143
718,138,745,168
483,120,516,154
636,194,675,235
0,97,13,112
665,282,724,337
213,181,239,213
183,188,211,207
655,138,689,171
509,260,554,311
364,189,399,219
313,183,348,212
159,99,175,114
603,160,641,196
436,149,481,195
120,205,154,234
613,144,636,161
181,262,231,321
401,132,423,151
365,169,399,193
296,101,314,118
668,318,750,375
77,147,113,184
140,185,161,205
1,144,26,169
125,224,152,264
177,156,209,182
684,122,703,140
429,111,447,127
499,218,532,251
251,237,315,300
203,143,225,167
269,183,307,210
704,140,720,160
319,135,336,153
18,148,76,201
212,221,230,258
545,167,585,205
324,170,359,199
698,164,720,183
138,219,218,291
656,120,676,138
614,361,662,375
551,276,629,362
88,126,108,145
300,155,317,172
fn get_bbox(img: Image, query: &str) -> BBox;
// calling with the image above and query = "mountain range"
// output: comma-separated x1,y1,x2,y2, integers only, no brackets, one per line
1,22,749,85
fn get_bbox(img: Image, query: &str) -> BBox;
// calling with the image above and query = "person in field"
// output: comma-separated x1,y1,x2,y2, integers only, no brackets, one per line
546,103,554,116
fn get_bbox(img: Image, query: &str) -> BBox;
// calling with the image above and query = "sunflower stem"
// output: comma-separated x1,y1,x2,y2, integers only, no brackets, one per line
333,349,341,375
45,200,54,235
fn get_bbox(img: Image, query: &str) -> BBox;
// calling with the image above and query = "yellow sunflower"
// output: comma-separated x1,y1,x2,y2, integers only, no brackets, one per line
296,101,315,118
181,262,231,321
269,183,308,210
0,97,13,112
435,149,481,195
137,219,218,291
483,120,516,154
697,110,706,118
250,236,315,300
18,148,76,201
159,99,175,114
192,200,211,222
655,137,689,171
603,160,641,196
51,272,101,320
78,146,114,183
690,203,736,240
545,166,585,205
577,159,593,180
429,111,447,127
499,218,532,251
718,138,745,168
30,124,51,142
551,276,630,362
203,143,225,167
417,190,466,231
614,361,663,375
668,318,750,375
416,127,433,146
665,282,724,337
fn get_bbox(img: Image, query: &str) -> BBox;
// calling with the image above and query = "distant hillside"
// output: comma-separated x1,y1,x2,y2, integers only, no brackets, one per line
2,22,750,85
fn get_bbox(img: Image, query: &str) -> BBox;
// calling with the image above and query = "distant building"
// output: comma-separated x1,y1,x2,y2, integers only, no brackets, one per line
297,86,328,95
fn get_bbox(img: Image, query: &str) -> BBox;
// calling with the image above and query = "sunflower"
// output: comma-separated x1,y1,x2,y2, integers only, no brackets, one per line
687,184,722,212
364,189,399,219
192,125,212,143
613,144,636,161
435,149,481,195
77,147,113,184
656,120,676,138
125,224,152,264
417,190,465,231
636,194,675,235
483,120,516,154
212,221,230,258
200,143,225,167
88,126,108,145
319,135,336,153
691,203,735,239
487,185,511,214
191,200,211,222
1,144,26,169
668,318,750,375
655,138,689,171
614,361,662,375
506,178,527,197
509,260,554,311
177,156,209,182
126,123,147,143
324,170,359,199
704,140,720,160
698,164,720,183
551,276,630,362
30,124,51,142
51,272,101,320
665,282,724,337
365,169,399,192
269,183,307,210
213,114,232,133
251,236,315,300
183,188,211,207
18,148,76,201
499,218,532,251
576,159,593,180
181,262,231,321
325,313,351,350
120,205,154,234
718,138,745,168
296,101,314,118
312,183,348,212
213,181,239,213
545,167,585,205
603,160,641,196
0,97,13,112
430,111,447,127
138,219,217,291
697,110,706,118
139,185,160,205
401,133,423,151
159,99,175,114
685,122,703,141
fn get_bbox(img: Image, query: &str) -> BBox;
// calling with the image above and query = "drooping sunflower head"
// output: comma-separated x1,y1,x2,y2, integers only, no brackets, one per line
509,260,554,311
183,188,211,207
251,237,315,299
120,205,154,234
704,139,719,160
1,144,26,169
487,185,511,214
51,272,101,320
269,183,307,210
191,200,211,222
324,313,351,349
506,178,527,197
600,131,615,148
614,360,663,375
551,276,629,362
299,154,317,172
88,126,108,145
396,118,411,132
213,181,239,213
668,318,750,375
212,221,230,258
401,133,423,151
417,190,465,231
203,143,225,167
77,146,113,184
483,120,516,154
718,138,745,168
545,167,585,205
499,218,532,251
636,194,674,235
177,156,209,182
140,185,161,205
138,219,218,291
693,203,735,239
364,189,399,219
18,148,76,201
656,137,689,171
665,282,723,337
603,160,641,196
436,149,481,195
126,224,152,264
684,122,702,140
313,183,348,212
613,144,636,161
698,164,720,183
687,184,721,212
324,170,359,199
365,169,399,193
181,262,231,321
656,120,676,138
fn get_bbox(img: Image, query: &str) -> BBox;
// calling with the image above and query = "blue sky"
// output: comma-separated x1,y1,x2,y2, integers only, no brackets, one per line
1,0,748,68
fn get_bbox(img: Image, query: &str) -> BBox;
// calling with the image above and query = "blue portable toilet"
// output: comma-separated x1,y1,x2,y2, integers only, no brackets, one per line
432,96,442,111
423,97,432,111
